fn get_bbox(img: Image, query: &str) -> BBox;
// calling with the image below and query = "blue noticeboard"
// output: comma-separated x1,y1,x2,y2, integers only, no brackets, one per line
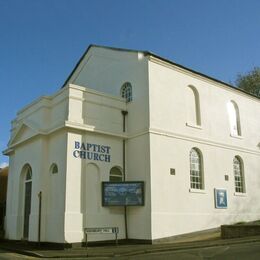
214,189,227,209
102,182,144,206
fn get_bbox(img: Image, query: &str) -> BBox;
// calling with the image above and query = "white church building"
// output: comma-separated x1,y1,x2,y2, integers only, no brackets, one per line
3,45,260,245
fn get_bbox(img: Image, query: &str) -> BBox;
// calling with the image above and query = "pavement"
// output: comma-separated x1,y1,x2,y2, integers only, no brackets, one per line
1,229,260,258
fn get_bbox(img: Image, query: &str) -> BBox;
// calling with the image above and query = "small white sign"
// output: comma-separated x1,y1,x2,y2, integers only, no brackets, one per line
85,227,118,234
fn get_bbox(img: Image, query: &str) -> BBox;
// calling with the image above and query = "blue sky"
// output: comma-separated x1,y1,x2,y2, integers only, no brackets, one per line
1,0,260,166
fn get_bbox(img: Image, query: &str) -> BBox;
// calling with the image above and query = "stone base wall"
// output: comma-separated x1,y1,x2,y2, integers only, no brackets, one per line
221,225,260,239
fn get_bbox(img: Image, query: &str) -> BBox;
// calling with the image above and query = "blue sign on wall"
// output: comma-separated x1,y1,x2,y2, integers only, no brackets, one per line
214,189,227,209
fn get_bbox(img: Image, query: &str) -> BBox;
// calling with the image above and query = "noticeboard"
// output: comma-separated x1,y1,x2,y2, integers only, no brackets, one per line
102,181,144,206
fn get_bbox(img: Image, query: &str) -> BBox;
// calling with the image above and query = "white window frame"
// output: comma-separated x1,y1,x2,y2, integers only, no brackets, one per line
190,148,204,190
233,156,245,193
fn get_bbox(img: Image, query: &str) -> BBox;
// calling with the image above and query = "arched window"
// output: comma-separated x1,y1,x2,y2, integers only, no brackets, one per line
190,148,203,189
227,101,241,136
109,167,123,182
233,156,245,193
50,163,58,174
186,85,201,126
121,82,132,102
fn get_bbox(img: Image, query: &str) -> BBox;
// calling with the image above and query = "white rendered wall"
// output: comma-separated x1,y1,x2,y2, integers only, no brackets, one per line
148,58,260,150
148,58,260,240
64,85,127,242
5,80,152,243
5,139,46,241
5,88,69,243
44,131,67,243
65,131,125,243
150,135,260,239
64,46,152,240
64,84,152,242
66,47,150,135
126,134,152,240
5,134,67,243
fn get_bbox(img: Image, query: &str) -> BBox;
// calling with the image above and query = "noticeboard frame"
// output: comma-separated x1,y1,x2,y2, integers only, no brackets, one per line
214,188,228,209
102,181,145,207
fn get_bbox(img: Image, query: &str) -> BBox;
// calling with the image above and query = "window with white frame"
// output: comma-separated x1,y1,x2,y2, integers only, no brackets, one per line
121,82,132,102
227,101,241,136
233,156,245,193
190,148,203,189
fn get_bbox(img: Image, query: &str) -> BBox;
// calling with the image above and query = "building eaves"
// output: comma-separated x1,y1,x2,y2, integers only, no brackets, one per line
61,44,149,88
62,44,259,100
146,52,260,100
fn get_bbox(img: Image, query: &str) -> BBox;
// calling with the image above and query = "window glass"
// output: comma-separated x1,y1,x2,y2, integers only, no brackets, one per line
190,148,203,189
25,167,32,181
121,82,132,102
110,167,123,182
233,156,245,193
50,163,58,174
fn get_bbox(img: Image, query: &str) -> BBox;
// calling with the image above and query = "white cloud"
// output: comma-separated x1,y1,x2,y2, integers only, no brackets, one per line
0,162,8,168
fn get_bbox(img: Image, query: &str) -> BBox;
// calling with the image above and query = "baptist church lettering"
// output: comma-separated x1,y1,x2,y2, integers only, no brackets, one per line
73,141,111,162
